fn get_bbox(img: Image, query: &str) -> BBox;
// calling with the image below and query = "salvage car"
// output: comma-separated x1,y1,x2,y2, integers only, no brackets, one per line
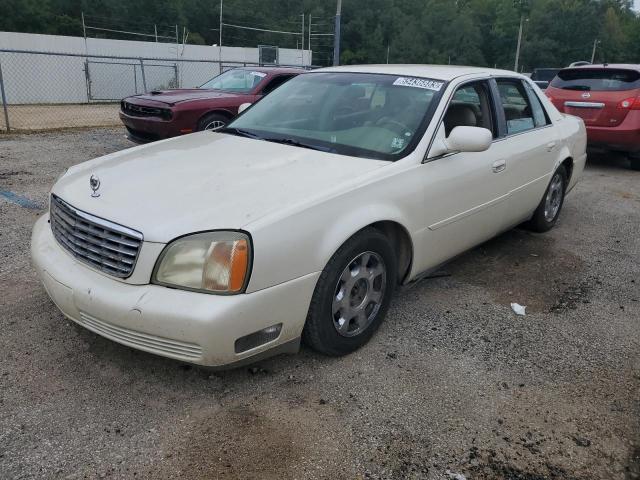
546,64,640,170
32,65,587,368
119,66,304,143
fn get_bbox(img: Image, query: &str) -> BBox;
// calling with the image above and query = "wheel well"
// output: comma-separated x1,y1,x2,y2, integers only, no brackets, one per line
369,221,413,284
198,109,233,126
560,157,573,185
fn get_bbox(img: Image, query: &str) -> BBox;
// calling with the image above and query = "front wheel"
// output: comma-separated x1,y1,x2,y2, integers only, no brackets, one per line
629,154,640,171
303,228,397,356
525,166,567,233
197,112,229,131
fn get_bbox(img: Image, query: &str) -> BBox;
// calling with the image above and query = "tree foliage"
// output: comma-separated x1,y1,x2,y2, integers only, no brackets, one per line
1,0,639,69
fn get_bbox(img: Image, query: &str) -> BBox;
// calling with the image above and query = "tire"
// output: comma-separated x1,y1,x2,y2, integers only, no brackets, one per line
629,154,640,171
525,165,568,233
303,228,397,356
197,112,229,131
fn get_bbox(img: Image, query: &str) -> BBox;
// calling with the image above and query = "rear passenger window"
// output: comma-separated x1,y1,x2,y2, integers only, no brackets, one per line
497,80,535,135
524,82,550,127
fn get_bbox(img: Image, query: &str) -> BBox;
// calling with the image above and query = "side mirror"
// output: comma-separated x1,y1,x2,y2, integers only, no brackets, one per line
238,102,252,114
444,126,492,153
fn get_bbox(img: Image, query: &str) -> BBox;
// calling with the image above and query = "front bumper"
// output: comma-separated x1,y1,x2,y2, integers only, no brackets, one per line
119,111,182,143
31,215,319,367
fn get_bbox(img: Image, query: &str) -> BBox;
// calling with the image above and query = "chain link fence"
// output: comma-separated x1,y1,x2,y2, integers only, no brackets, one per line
0,49,307,133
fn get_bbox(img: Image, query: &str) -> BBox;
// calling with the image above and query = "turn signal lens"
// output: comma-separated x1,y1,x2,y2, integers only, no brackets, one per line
202,238,249,292
154,231,251,294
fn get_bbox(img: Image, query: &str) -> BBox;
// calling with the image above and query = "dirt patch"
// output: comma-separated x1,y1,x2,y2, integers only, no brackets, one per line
468,453,584,480
142,400,355,479
446,229,588,313
628,445,640,480
2,103,120,131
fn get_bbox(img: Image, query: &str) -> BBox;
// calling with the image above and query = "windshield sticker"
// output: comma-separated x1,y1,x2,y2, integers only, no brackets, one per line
391,137,405,149
393,77,443,91
250,71,267,78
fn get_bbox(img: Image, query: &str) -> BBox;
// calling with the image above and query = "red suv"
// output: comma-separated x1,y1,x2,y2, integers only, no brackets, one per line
546,64,640,170
119,67,304,143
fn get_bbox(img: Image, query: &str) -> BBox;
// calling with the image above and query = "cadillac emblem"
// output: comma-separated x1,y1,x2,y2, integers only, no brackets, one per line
90,174,101,198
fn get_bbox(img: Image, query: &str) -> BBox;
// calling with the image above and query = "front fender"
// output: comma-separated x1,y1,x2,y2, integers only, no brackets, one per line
245,164,424,293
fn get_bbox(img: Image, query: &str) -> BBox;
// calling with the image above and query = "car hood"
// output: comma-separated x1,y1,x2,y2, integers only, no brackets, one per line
131,89,241,105
52,132,388,243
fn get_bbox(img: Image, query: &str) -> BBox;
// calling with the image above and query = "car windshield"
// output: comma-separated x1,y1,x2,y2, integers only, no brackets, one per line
223,72,445,160
550,68,640,91
200,69,266,92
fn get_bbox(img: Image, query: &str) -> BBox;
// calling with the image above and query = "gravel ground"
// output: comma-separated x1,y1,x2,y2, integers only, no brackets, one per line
0,128,639,480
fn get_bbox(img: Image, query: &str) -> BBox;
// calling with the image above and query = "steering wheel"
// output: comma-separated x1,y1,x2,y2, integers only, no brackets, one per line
333,105,356,118
375,116,410,134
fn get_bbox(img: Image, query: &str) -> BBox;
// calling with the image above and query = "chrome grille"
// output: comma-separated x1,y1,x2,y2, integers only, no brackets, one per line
50,195,143,278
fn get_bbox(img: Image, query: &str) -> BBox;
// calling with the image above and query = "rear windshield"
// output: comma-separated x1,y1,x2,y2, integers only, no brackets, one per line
550,68,640,91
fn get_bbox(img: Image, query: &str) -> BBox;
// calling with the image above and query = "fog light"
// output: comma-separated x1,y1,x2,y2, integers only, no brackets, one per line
234,324,282,353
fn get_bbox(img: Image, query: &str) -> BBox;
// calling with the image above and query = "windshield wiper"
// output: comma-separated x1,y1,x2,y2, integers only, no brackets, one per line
218,127,261,139
262,137,334,152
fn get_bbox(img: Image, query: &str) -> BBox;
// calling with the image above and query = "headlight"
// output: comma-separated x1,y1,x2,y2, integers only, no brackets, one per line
153,231,251,294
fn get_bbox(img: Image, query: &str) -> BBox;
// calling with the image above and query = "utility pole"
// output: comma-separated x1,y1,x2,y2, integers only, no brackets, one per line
308,14,312,64
386,44,390,64
514,12,524,72
219,0,223,47
219,0,223,67
301,14,305,66
591,39,600,63
333,0,342,66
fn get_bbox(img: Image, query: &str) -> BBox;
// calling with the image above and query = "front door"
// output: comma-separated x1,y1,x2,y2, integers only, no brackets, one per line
413,80,511,273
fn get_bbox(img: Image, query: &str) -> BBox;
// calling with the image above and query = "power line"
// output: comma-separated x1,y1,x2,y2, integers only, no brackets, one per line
222,22,301,35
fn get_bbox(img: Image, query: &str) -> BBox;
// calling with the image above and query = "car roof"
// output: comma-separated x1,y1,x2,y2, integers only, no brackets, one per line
315,64,519,81
566,63,640,72
237,66,306,74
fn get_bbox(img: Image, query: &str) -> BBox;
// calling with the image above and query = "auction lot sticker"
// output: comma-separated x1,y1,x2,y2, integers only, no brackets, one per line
393,77,444,91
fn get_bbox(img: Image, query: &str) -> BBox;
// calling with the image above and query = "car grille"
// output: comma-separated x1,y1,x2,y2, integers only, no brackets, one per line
121,101,171,119
50,195,143,278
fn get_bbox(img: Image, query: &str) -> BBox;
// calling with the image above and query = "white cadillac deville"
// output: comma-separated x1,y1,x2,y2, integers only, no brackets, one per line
31,65,587,368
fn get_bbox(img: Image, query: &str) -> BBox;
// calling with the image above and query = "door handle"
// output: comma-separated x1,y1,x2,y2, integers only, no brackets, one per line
492,159,506,173
546,141,557,152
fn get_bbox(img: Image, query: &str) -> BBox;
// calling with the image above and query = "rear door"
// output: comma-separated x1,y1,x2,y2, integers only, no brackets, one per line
547,68,640,128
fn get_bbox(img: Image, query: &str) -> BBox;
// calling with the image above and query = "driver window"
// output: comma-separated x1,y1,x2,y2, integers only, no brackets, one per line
443,82,495,137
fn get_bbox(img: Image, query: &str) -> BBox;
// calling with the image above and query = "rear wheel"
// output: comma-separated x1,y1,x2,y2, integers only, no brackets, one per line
525,166,567,233
303,228,397,356
197,112,229,131
629,154,640,171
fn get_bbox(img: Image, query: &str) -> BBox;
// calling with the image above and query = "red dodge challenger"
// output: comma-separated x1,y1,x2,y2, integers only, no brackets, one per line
119,66,305,143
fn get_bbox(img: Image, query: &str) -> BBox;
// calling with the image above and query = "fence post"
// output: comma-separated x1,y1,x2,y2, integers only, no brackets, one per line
0,57,10,132
139,58,147,92
133,64,138,93
83,59,92,103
